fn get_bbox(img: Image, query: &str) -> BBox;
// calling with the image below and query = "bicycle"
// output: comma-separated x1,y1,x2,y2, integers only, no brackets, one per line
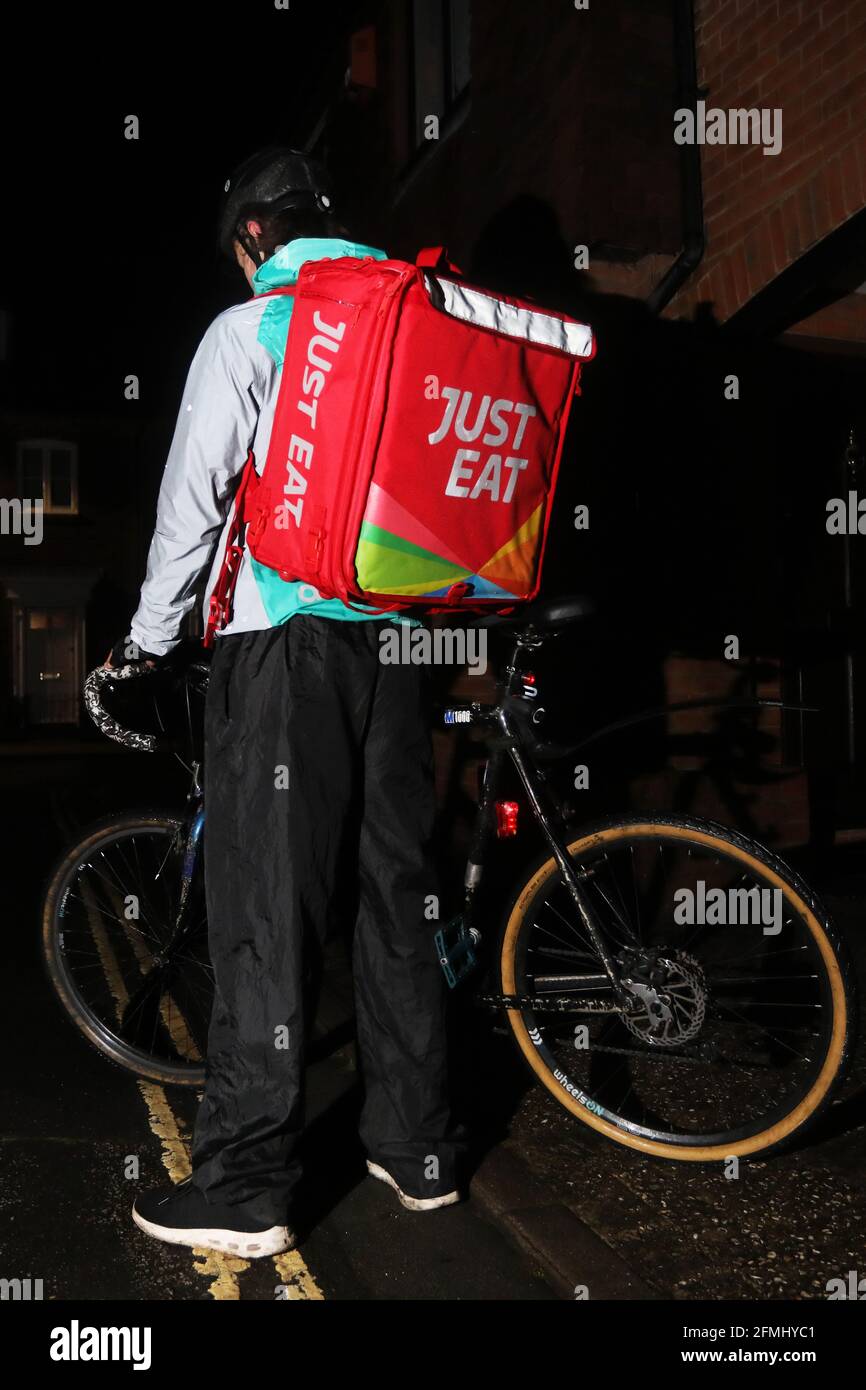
41,596,857,1162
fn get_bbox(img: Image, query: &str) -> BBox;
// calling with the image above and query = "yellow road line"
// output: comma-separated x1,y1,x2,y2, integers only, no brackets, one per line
136,1081,191,1185
80,878,323,1300
98,860,202,1062
80,878,131,1013
136,1080,248,1299
274,1250,325,1301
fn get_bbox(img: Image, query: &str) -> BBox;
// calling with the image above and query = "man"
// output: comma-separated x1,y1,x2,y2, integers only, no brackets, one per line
112,148,461,1258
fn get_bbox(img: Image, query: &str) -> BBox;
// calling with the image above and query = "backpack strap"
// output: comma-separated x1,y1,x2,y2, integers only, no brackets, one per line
203,453,259,648
249,285,297,300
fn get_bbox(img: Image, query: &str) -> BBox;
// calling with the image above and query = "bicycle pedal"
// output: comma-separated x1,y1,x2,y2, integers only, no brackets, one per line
435,917,480,989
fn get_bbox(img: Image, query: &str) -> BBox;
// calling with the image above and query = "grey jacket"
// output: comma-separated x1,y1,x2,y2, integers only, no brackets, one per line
128,236,392,656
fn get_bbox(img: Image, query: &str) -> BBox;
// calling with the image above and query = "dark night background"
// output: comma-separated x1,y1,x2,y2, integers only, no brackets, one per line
2,9,351,414
2,0,866,1311
3,0,866,843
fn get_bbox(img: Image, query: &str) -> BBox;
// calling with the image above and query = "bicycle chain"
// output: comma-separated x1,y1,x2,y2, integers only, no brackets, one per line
568,1040,713,1064
478,993,621,1014
479,993,718,1064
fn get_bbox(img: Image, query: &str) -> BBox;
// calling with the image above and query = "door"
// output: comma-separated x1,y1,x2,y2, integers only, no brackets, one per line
24,608,80,724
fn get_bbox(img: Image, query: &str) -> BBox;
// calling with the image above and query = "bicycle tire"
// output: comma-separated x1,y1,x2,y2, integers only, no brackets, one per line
499,814,857,1162
41,811,208,1088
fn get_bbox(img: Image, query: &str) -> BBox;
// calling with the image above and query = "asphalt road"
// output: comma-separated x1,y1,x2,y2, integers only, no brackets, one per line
5,739,866,1304
2,743,553,1302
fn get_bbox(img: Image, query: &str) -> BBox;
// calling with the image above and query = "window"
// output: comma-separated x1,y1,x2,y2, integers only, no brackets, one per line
29,610,73,630
17,440,78,514
410,0,471,148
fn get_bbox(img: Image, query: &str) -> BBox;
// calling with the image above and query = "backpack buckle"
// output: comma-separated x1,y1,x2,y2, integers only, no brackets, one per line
303,505,328,570
204,593,229,649
445,581,473,605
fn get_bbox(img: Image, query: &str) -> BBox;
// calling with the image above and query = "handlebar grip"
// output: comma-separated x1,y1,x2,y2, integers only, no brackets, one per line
83,666,158,753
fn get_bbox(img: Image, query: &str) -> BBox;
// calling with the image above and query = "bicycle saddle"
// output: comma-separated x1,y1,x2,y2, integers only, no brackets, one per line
477,595,596,630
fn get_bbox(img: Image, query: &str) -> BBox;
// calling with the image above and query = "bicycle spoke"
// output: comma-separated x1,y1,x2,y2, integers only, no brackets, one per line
506,820,845,1148
53,824,211,1073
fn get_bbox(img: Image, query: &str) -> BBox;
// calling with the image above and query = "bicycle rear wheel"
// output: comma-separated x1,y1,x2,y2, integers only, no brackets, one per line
499,815,856,1161
41,813,211,1086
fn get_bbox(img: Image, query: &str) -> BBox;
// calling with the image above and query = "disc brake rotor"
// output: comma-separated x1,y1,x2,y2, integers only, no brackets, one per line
619,950,707,1047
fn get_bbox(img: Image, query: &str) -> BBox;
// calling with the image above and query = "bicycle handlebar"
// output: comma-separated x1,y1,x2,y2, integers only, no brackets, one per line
83,665,159,752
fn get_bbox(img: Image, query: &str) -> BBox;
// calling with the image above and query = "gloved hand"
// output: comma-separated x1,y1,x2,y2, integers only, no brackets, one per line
104,635,164,671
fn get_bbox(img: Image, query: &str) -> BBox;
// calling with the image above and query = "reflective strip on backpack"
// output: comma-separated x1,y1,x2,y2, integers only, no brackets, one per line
427,275,595,358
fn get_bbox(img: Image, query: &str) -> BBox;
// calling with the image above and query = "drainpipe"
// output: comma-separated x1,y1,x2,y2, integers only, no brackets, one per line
646,0,705,315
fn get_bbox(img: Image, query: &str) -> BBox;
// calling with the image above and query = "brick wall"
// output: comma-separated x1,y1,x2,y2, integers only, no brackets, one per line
336,0,681,277
786,290,866,347
669,0,866,322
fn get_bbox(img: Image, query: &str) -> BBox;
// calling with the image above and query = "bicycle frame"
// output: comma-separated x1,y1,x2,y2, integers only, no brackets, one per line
437,630,629,1002
89,645,815,1009
73,641,852,1150
436,625,817,1006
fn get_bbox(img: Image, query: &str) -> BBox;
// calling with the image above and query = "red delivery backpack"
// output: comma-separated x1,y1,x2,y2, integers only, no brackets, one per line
205,247,595,643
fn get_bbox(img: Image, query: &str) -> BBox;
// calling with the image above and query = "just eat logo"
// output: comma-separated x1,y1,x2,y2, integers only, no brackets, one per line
429,389,537,504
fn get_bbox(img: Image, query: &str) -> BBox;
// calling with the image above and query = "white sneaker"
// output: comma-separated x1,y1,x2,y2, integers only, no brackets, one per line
366,1160,460,1212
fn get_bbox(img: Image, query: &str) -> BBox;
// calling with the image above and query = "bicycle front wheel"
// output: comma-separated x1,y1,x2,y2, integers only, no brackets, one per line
499,815,855,1161
41,813,211,1086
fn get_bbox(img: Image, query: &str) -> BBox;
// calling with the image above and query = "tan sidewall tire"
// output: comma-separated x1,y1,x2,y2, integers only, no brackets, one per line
500,822,849,1161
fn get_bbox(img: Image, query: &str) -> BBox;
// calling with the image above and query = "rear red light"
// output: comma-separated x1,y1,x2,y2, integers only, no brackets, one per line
495,800,519,838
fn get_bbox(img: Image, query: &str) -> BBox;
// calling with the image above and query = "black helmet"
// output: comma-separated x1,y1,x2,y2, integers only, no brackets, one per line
218,146,336,258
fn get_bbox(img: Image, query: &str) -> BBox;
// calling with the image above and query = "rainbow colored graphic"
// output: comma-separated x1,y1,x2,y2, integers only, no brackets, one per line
355,482,543,600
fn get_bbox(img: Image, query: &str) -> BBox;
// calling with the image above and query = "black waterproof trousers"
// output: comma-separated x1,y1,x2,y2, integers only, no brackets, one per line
190,617,458,1225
